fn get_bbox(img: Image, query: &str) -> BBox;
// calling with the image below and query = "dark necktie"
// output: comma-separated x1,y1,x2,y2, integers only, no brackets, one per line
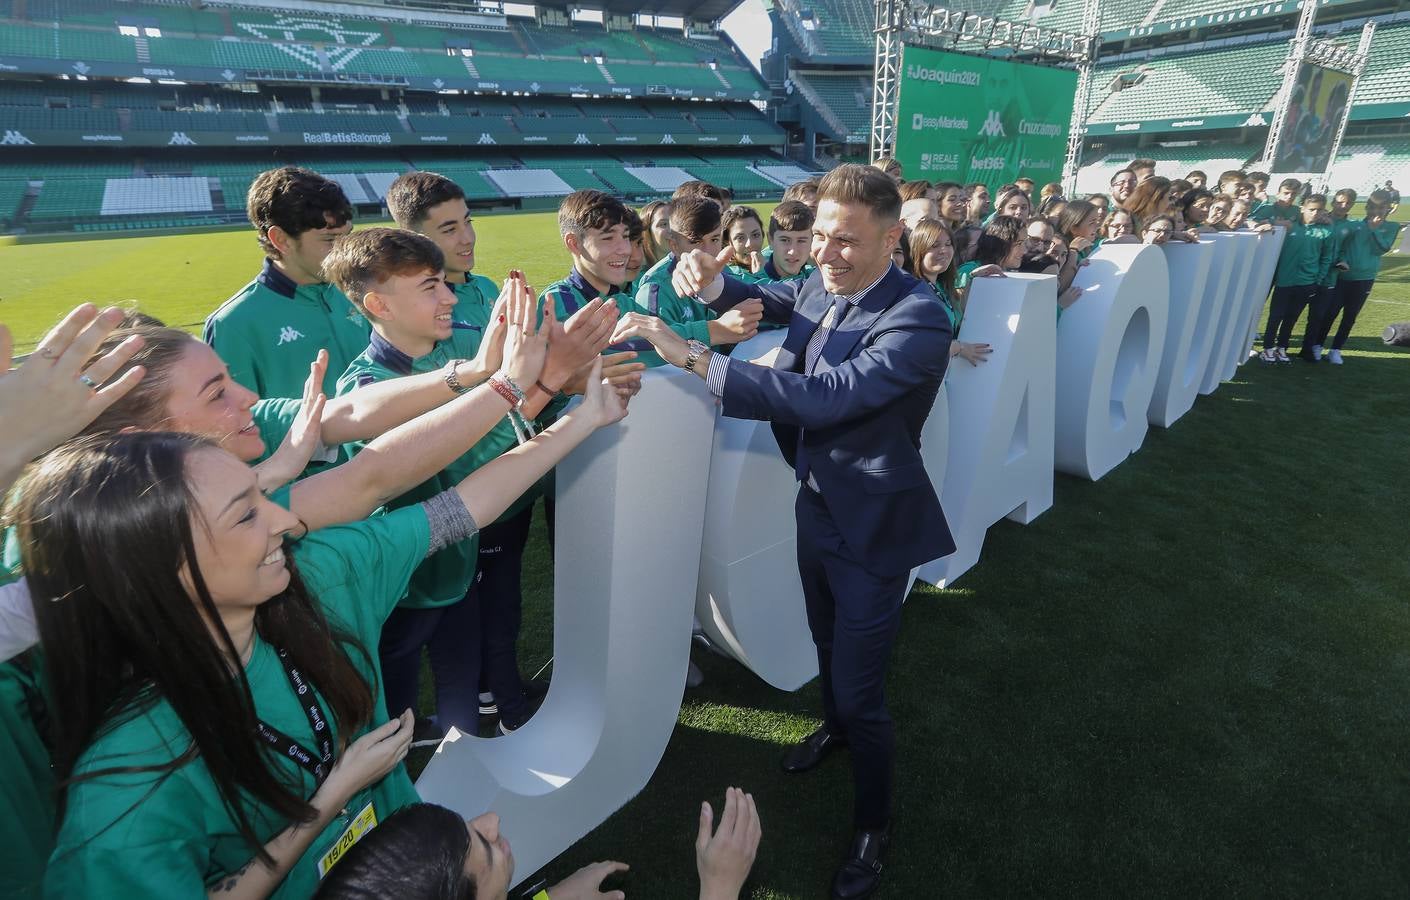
796,294,851,484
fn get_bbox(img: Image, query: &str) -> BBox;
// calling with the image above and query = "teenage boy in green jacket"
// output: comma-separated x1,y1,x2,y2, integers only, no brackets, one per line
1318,189,1405,364
204,166,368,399
327,228,601,742
632,197,763,365
1251,177,1300,228
1259,194,1335,364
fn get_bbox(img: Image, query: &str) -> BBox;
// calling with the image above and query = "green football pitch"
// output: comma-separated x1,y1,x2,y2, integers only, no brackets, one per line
8,211,1410,897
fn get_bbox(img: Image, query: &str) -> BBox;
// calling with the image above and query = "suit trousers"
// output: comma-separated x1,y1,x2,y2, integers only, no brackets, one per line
795,485,910,831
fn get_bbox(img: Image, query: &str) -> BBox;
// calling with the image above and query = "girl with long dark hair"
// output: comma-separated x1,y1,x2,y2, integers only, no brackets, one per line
906,218,991,367
19,360,626,897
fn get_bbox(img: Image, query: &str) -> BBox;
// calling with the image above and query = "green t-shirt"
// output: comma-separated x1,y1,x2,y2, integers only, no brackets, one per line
204,259,370,401
1250,201,1297,224
955,260,980,293
725,261,769,284
0,634,51,900
44,508,431,900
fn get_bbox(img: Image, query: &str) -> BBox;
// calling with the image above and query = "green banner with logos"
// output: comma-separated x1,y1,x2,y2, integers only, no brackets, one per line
893,44,1077,187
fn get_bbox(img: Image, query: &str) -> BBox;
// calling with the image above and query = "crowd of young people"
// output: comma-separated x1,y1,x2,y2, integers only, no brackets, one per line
2,151,1400,899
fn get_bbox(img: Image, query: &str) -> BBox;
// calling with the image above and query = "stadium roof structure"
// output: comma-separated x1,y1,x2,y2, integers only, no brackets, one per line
374,0,748,23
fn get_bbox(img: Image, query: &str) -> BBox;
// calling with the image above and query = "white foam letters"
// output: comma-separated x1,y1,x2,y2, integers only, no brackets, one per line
695,330,818,691
1054,244,1170,480
1230,226,1287,370
1147,240,1215,427
919,274,1055,587
416,368,716,887
1200,231,1260,393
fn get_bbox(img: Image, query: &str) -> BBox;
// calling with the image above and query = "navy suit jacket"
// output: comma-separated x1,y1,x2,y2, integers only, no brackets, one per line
707,264,955,575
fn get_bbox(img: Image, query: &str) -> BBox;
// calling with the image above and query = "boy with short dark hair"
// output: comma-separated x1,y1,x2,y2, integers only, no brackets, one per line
327,227,565,740
1217,170,1246,195
1186,169,1208,191
1129,158,1156,182
765,200,816,283
1300,187,1360,361
673,179,731,210
1252,178,1300,227
1259,195,1335,364
1248,171,1271,201
631,197,762,364
723,205,768,282
204,165,366,399
1014,176,1036,198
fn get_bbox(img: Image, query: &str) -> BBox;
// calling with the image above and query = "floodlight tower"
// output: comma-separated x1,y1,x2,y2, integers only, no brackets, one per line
1321,21,1377,188
1061,0,1101,195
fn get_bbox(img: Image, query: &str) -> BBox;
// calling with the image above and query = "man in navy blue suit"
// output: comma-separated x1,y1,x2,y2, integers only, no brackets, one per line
613,164,955,899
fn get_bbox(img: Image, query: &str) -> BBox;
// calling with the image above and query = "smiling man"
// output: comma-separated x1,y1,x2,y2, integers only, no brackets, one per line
612,163,954,900
204,166,368,400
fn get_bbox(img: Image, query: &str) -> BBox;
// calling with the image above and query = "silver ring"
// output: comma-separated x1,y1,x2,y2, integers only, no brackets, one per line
38,347,57,359
78,374,98,389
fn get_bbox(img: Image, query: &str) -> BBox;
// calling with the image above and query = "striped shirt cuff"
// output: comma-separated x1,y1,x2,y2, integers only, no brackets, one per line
704,353,730,398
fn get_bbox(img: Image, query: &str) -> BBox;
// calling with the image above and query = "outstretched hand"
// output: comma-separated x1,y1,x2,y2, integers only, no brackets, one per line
255,349,328,491
548,861,630,900
611,313,690,368
499,271,549,389
696,787,760,900
672,246,734,300
1,304,146,466
542,298,617,391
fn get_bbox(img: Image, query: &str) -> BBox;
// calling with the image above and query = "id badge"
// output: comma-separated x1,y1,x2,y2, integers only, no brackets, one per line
317,801,378,878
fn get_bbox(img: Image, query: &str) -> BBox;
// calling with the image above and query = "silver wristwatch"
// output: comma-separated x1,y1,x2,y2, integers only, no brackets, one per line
683,339,709,372
443,359,471,395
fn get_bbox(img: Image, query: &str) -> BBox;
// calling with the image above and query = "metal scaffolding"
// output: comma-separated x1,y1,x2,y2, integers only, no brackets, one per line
1320,21,1377,187
868,0,1100,181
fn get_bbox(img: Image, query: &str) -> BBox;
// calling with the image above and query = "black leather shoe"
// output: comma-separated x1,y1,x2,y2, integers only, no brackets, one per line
831,828,889,899
780,726,846,774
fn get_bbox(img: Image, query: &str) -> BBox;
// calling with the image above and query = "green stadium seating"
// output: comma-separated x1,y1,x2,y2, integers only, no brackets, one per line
28,177,109,220
1356,24,1410,106
792,71,872,140
1088,41,1289,123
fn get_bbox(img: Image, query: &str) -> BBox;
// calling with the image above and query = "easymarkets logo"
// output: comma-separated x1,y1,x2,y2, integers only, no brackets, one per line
303,131,392,144
912,112,969,132
905,64,981,87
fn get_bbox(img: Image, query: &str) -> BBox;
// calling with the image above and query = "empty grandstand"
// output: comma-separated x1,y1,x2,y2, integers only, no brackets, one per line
0,0,811,234
763,0,1410,193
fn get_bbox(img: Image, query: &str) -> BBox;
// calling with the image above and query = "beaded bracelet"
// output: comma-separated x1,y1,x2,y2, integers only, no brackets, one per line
488,373,525,409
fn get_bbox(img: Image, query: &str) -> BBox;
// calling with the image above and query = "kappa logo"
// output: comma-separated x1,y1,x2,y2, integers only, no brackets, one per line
739,134,754,145
977,111,1006,138
660,134,676,144
277,326,306,346
0,130,33,145
168,131,197,146
477,133,497,145
574,133,592,145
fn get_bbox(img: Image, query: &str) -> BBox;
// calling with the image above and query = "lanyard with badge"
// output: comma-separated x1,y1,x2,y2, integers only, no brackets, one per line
255,647,335,786
254,647,383,879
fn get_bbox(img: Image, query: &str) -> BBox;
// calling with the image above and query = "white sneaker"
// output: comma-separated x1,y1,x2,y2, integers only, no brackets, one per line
1310,344,1323,361
1258,349,1278,364
1328,349,1344,365
1275,348,1292,364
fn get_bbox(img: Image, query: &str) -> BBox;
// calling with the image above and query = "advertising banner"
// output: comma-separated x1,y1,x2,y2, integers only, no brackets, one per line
894,44,1077,187
1270,63,1354,174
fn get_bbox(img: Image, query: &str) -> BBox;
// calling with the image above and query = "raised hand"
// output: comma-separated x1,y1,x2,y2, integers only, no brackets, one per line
611,312,690,368
671,246,734,300
696,787,761,900
470,280,515,380
1,304,146,467
319,709,415,808
748,250,765,274
541,298,617,391
255,349,328,491
547,860,629,900
561,350,645,398
707,299,763,346
500,273,549,390
970,264,1007,279
575,357,630,429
